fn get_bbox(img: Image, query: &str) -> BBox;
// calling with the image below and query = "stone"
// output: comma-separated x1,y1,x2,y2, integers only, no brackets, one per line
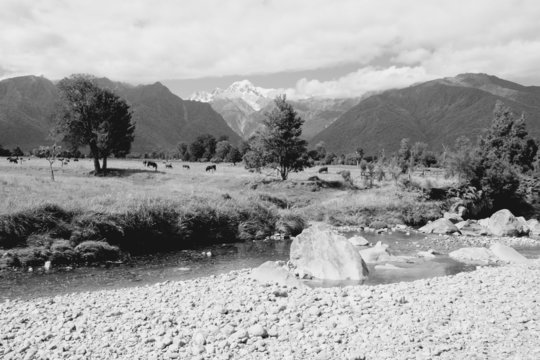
455,220,490,237
290,223,369,281
192,332,206,346
449,247,497,265
247,324,267,338
251,261,307,288
417,249,439,258
419,218,460,235
230,329,248,342
347,235,370,247
443,212,464,223
358,241,392,263
486,209,528,237
489,243,529,264
527,219,540,237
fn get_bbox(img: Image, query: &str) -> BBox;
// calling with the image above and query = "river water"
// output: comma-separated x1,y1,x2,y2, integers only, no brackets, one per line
1,231,539,301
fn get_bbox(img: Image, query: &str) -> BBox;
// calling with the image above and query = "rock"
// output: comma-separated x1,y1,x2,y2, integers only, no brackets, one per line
455,220,490,237
486,209,528,237
191,332,206,346
417,249,439,258
419,218,460,235
443,212,464,223
230,329,248,342
358,241,392,263
347,235,370,247
449,247,497,265
290,223,369,281
527,219,540,237
489,243,529,264
44,261,52,272
250,261,307,288
247,324,267,338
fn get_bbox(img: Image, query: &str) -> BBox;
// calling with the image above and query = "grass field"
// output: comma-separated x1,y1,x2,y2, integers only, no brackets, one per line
0,157,452,267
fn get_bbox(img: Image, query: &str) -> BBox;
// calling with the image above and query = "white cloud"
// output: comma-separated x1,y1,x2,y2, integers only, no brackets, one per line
1,0,540,94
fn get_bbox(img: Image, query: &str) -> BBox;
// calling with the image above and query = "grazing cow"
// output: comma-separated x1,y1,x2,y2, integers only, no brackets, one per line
182,164,190,170
318,166,328,174
7,157,18,164
73,158,79,162
165,164,173,169
146,161,158,171
205,164,217,172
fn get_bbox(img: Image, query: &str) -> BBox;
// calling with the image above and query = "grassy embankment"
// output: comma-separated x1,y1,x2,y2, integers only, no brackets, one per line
0,158,452,269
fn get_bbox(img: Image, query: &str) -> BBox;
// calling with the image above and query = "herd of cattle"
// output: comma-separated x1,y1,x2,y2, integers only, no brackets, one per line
142,160,216,172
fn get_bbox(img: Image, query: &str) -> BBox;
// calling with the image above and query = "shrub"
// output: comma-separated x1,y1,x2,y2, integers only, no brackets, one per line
0,253,21,269
400,203,442,226
276,213,306,237
0,204,74,249
70,213,124,245
237,203,278,241
75,241,121,263
50,240,78,265
258,194,289,209
13,247,50,267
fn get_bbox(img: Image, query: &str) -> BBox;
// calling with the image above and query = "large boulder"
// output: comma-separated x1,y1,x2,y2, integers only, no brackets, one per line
419,218,460,234
251,261,307,288
455,220,490,237
358,241,392,263
486,209,529,237
290,223,369,281
489,243,529,264
449,247,497,265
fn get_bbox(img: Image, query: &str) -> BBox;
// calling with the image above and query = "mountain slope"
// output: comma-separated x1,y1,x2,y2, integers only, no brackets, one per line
0,76,240,153
312,74,540,155
190,80,360,139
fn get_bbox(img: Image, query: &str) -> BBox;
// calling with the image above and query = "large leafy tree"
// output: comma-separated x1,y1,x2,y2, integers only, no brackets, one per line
54,75,135,173
250,96,307,180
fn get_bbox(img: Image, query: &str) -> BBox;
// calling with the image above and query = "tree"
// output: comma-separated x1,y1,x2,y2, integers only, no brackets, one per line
177,142,189,160
0,145,11,157
356,147,364,167
253,95,308,180
189,134,216,161
446,136,475,182
214,140,232,162
12,147,24,157
397,138,412,173
37,144,61,181
54,75,135,173
225,147,242,164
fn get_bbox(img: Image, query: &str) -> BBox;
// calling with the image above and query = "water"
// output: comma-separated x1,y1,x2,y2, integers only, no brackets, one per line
2,231,539,301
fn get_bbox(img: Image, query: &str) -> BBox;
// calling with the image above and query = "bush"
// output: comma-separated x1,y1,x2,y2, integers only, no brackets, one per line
276,213,306,237
70,213,124,245
13,247,50,267
0,253,21,269
75,241,121,263
0,204,74,249
50,240,78,265
400,203,442,226
258,194,289,209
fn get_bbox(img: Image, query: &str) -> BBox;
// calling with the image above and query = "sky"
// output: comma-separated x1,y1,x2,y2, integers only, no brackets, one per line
2,0,540,98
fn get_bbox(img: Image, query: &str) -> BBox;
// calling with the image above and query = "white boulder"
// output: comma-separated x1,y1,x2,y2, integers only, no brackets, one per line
486,209,528,236
358,241,392,263
419,218,460,234
250,261,307,288
290,223,369,281
347,235,370,247
449,247,497,265
489,243,529,264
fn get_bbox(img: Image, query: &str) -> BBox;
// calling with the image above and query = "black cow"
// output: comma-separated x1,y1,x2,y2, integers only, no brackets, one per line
165,164,173,169
147,161,158,171
318,166,328,174
205,164,216,172
7,157,18,164
182,165,190,170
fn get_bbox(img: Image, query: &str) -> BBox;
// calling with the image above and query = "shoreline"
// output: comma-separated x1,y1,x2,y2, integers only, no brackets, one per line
1,260,539,359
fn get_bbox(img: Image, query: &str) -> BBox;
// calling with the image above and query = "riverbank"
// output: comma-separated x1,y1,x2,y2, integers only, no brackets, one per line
1,261,538,360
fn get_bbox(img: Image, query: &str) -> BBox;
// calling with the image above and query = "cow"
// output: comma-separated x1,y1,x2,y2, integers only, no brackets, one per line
205,164,216,172
165,164,173,169
146,161,158,171
7,157,18,164
182,164,190,170
318,166,328,174
73,158,79,162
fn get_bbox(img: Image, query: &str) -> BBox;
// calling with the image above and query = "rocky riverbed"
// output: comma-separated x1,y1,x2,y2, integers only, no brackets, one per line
1,260,539,360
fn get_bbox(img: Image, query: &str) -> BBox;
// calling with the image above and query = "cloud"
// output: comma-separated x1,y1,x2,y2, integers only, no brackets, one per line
1,0,540,93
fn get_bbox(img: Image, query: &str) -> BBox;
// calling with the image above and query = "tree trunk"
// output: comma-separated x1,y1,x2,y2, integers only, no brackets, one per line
102,157,108,173
93,156,101,173
49,162,55,181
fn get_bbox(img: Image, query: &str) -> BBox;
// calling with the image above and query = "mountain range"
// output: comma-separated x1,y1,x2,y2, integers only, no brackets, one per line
2,73,540,157
189,80,361,139
312,73,540,154
0,76,240,153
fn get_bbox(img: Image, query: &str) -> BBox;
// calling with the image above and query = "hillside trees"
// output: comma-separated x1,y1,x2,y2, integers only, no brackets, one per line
53,75,135,174
244,96,308,180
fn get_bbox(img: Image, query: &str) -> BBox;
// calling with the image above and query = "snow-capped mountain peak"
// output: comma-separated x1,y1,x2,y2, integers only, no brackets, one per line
189,80,278,111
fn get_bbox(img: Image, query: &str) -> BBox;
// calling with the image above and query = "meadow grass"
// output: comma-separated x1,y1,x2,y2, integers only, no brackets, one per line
0,157,451,267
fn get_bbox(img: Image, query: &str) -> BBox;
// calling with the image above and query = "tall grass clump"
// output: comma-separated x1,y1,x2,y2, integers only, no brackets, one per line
0,204,75,248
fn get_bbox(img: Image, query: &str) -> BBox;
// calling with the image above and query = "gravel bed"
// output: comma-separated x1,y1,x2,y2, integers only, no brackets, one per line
1,260,539,360
410,234,540,253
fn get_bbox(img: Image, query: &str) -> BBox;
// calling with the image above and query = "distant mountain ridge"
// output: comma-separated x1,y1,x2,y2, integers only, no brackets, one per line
312,73,540,155
189,80,361,139
0,75,240,153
